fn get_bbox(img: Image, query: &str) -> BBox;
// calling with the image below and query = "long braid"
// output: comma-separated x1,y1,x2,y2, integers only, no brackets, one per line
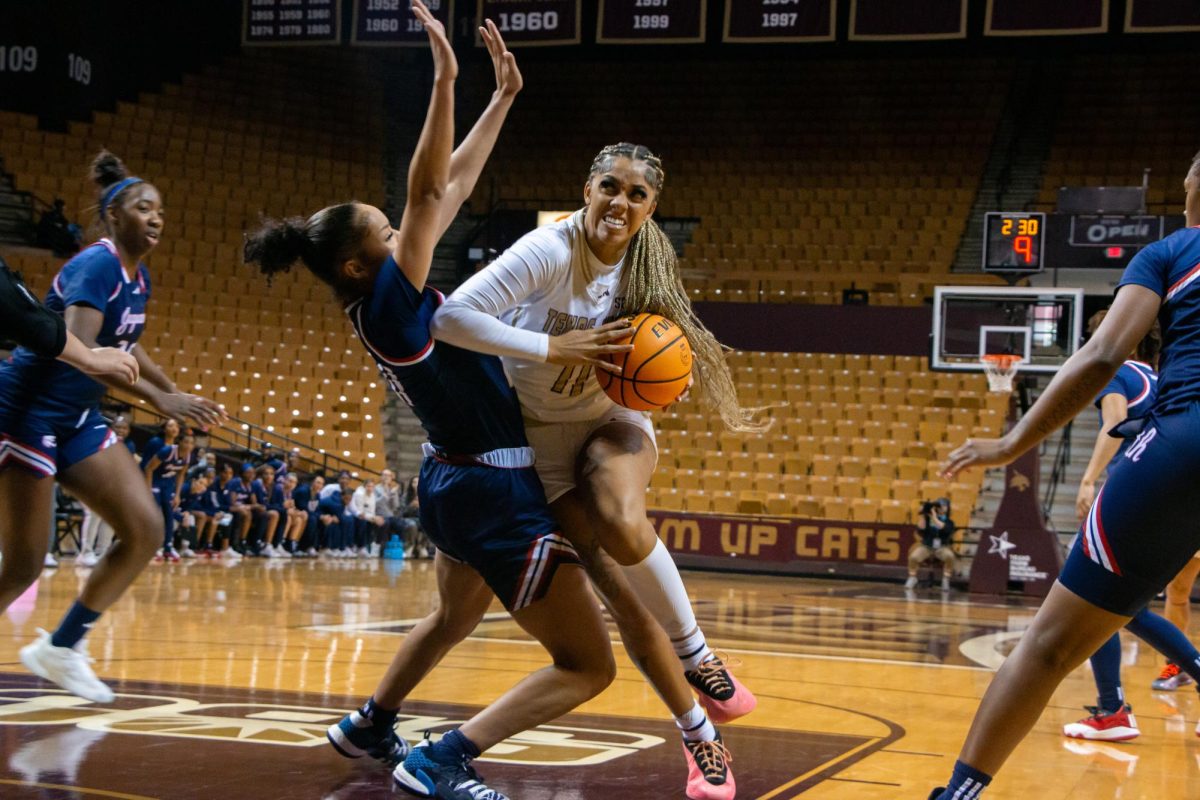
589,142,768,433
622,218,769,433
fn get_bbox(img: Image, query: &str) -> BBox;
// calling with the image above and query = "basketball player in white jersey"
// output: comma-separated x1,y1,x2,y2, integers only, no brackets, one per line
433,143,764,799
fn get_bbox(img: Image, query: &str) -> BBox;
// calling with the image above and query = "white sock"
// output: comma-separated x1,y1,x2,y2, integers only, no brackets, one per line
674,701,717,742
621,539,711,669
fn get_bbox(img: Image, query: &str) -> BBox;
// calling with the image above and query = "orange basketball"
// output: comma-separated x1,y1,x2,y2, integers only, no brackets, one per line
596,313,693,411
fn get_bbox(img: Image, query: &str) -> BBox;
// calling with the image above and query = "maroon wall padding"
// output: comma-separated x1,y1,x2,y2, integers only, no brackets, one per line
693,302,932,356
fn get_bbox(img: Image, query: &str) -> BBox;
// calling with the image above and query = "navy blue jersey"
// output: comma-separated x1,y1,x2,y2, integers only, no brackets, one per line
226,477,253,506
1119,227,1200,415
346,256,526,455
294,483,313,513
1097,361,1158,468
141,437,185,486
0,239,149,413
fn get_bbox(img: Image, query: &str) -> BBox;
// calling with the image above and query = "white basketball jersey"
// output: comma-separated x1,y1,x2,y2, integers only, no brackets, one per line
499,213,627,422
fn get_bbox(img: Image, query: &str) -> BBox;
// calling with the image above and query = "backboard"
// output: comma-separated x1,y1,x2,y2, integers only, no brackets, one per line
931,286,1085,374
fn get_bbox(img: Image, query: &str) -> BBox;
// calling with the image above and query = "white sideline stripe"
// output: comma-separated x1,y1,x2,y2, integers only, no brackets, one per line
308,617,994,673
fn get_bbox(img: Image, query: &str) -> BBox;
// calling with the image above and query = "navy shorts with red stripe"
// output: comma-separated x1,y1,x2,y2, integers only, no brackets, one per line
0,405,117,477
1060,403,1200,616
418,456,581,612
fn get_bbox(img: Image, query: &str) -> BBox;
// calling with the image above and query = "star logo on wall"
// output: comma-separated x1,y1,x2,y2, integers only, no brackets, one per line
988,531,1018,560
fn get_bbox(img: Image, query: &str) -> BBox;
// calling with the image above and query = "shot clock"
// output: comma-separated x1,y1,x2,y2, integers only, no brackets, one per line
982,212,1046,273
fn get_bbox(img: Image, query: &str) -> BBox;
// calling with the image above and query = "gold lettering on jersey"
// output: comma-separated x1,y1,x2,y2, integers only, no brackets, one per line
541,309,599,335
0,689,664,766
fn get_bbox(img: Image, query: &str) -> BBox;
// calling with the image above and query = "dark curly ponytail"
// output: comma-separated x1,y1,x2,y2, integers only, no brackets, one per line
244,203,366,302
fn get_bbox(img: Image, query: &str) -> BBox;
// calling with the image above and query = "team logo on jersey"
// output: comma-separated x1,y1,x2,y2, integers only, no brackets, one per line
41,435,57,449
114,307,146,336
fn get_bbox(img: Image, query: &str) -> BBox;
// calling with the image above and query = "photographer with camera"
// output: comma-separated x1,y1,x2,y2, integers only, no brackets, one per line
905,498,957,592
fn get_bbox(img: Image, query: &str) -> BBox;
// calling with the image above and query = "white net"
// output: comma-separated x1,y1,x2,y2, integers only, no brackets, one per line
981,355,1021,393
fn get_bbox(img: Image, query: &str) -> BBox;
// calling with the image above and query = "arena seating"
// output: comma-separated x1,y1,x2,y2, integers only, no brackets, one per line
1035,54,1197,212
466,55,1014,305
647,351,1003,522
0,49,389,471
1,49,1013,515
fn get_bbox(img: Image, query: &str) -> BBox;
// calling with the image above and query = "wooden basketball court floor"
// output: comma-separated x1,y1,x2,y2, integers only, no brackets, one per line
0,558,1196,799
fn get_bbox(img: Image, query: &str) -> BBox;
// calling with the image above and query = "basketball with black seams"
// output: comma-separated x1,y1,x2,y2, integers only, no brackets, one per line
597,312,692,411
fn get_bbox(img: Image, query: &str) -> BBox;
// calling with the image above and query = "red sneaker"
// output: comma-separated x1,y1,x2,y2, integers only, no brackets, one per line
682,733,734,800
686,653,757,724
1063,704,1139,741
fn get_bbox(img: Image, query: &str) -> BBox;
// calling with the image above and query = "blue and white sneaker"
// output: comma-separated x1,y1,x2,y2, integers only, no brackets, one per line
326,709,410,767
394,739,509,800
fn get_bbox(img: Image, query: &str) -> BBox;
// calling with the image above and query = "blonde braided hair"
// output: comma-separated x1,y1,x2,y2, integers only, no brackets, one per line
590,143,769,433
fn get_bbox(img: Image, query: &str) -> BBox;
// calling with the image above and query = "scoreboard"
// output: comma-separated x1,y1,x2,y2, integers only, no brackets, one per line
353,0,454,45
597,0,706,44
723,0,835,42
244,0,341,45
982,212,1045,273
476,0,581,45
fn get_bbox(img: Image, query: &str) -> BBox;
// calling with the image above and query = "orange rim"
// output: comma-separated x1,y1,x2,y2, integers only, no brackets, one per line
980,354,1022,370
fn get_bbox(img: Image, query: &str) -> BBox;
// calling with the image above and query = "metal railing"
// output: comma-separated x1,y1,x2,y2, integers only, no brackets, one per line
106,395,380,479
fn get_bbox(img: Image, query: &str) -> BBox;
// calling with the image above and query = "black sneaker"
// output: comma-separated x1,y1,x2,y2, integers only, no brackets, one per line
393,740,509,800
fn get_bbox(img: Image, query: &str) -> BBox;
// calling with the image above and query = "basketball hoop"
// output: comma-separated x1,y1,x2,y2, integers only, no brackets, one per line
981,354,1022,393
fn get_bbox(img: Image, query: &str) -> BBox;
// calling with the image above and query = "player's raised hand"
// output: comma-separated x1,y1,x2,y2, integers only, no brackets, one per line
941,437,1013,479
412,0,457,82
480,18,522,99
546,318,634,374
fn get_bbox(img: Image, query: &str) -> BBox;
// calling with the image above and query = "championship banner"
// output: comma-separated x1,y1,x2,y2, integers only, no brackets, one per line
723,0,835,44
243,0,341,45
1125,0,1200,33
985,0,1109,37
597,0,706,44
351,0,454,45
476,0,581,46
649,510,916,579
848,0,967,41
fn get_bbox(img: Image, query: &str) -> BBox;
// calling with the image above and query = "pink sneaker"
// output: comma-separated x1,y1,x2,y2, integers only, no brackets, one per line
686,653,757,724
682,733,734,800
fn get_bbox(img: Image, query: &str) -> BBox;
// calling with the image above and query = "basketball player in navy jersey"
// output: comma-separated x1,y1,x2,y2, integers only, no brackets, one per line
0,151,224,703
1063,326,1200,741
245,9,639,799
141,419,188,561
932,151,1200,798
0,253,138,382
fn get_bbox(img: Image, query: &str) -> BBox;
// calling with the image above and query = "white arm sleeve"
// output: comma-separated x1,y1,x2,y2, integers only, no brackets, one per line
431,227,570,362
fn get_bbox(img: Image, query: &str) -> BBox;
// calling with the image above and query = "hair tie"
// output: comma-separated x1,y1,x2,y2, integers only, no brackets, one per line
99,177,144,218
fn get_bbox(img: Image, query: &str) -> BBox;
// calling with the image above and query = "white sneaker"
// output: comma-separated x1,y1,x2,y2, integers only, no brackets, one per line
19,630,114,703
178,546,196,559
904,576,917,589
44,553,58,568
369,543,381,558
305,548,317,558
221,548,243,562
77,551,99,567
357,548,370,560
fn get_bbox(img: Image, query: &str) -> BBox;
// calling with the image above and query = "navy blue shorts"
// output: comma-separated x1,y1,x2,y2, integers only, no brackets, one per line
1060,405,1200,616
0,405,117,477
418,457,580,612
